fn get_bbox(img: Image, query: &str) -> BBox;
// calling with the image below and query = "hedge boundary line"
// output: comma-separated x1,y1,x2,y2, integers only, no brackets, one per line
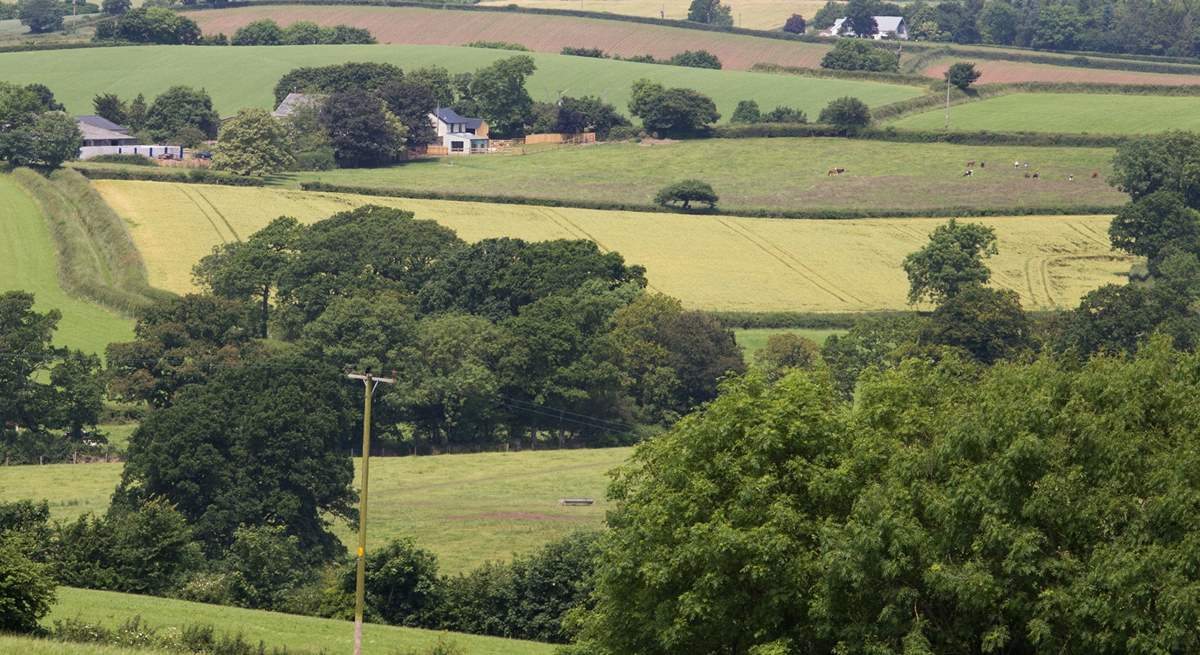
12,168,173,316
298,180,1121,220
708,122,1130,147
74,166,269,186
714,310,908,329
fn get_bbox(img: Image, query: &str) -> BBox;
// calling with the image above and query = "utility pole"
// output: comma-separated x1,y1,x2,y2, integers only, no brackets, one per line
347,370,396,655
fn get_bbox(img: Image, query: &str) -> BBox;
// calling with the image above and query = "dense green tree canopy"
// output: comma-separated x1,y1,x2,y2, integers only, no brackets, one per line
686,0,733,25
821,40,899,72
629,79,720,135
903,218,998,304
459,55,537,138
817,96,872,133
319,90,407,168
143,86,220,142
212,107,295,176
945,61,982,89
1109,131,1200,206
18,0,64,33
1108,190,1200,270
654,179,719,209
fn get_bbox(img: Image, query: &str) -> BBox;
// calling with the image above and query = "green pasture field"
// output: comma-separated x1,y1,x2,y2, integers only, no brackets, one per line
735,328,845,356
2,448,629,573
0,44,923,123
47,587,556,655
286,137,1124,213
0,175,133,355
890,93,1200,134
94,180,1129,313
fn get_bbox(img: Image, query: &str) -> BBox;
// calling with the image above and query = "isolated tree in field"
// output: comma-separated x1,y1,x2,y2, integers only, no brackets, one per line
1110,131,1200,207
924,284,1029,363
319,90,407,167
655,179,719,209
92,93,127,125
783,13,806,33
462,55,537,137
1108,190,1200,270
686,0,733,26
945,61,982,89
843,0,877,36
667,50,722,69
212,107,295,176
117,353,356,559
628,79,720,134
903,218,998,304
17,0,63,33
0,535,54,632
820,39,899,72
194,216,302,337
232,18,283,45
101,0,130,14
730,100,761,124
143,86,220,143
818,96,872,133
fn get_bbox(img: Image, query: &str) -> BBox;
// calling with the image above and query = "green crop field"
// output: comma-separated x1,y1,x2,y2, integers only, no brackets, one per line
94,180,1129,313
0,44,922,124
47,587,555,654
0,175,133,355
282,137,1123,213
890,93,1200,134
2,448,628,573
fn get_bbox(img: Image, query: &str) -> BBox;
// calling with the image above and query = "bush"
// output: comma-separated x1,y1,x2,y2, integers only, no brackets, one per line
628,79,719,135
89,153,156,166
232,18,283,45
95,7,200,44
222,524,314,610
945,61,982,90
343,538,443,626
730,100,761,124
667,49,722,69
761,105,807,123
561,46,607,57
655,179,718,210
465,40,530,50
820,39,900,72
0,534,55,633
783,13,805,33
818,96,871,134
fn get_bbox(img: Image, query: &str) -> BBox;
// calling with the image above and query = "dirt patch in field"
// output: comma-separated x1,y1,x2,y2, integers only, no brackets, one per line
923,59,1200,86
186,5,832,71
446,511,584,522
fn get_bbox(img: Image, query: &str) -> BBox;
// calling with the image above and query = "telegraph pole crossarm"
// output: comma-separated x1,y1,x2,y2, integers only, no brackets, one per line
347,370,396,655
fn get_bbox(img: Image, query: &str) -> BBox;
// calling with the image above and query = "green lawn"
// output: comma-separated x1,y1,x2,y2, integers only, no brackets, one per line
1,448,628,573
0,44,922,122
0,175,133,355
285,137,1123,213
47,587,555,655
735,327,845,357
890,93,1200,134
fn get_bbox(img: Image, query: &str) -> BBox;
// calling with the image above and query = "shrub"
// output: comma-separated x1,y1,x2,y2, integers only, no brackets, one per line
561,46,607,57
945,61,982,90
655,179,718,210
783,13,806,33
667,49,722,69
94,7,200,44
0,534,55,633
730,100,761,124
232,18,283,45
222,524,314,610
820,39,900,72
465,40,530,50
281,20,322,45
761,106,807,123
89,153,156,166
818,96,871,134
342,538,443,626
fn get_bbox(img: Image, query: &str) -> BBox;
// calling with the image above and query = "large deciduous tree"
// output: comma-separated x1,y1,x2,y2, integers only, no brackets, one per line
193,216,302,337
460,55,537,138
212,107,295,176
903,218,998,304
628,79,720,135
143,85,220,143
319,90,407,167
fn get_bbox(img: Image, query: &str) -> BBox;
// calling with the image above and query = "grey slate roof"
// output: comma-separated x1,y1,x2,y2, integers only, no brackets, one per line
433,107,484,130
76,115,130,134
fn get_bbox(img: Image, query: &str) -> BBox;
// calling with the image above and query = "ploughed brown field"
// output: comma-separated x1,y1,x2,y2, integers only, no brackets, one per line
186,5,833,70
923,58,1200,86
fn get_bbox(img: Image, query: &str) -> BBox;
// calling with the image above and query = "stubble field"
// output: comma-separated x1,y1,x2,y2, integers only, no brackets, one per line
94,180,1129,313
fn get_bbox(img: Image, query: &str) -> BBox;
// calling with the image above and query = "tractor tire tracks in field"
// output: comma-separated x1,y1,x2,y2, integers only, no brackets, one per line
177,184,234,244
716,218,864,305
1065,221,1110,248
536,207,668,295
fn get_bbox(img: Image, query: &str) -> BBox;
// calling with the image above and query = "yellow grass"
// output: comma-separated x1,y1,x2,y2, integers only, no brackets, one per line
476,0,828,30
94,181,1130,312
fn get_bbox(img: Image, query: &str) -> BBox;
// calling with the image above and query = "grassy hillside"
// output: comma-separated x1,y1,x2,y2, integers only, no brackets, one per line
0,175,133,355
47,587,556,654
2,448,627,573
0,44,922,122
891,93,1200,134
185,5,835,71
93,180,1128,313
282,138,1122,213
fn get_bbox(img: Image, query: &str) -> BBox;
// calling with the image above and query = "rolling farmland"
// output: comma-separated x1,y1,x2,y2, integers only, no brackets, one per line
921,58,1200,86
94,180,1130,313
0,44,922,121
891,93,1200,134
0,175,132,355
48,587,557,654
186,5,836,71
475,0,830,30
281,137,1123,213
3,449,628,573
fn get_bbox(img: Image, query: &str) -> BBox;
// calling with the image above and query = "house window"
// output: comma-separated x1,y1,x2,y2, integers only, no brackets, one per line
451,141,464,152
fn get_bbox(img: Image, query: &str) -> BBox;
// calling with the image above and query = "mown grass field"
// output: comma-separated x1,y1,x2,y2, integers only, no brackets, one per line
47,587,556,654
2,448,628,573
0,175,133,355
186,5,836,70
94,180,1129,312
284,137,1122,212
891,93,1200,134
0,44,922,123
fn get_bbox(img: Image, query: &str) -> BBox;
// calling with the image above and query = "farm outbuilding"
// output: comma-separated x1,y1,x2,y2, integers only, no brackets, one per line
74,116,184,160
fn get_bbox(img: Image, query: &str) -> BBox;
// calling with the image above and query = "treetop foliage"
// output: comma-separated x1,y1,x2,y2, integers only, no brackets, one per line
903,218,998,304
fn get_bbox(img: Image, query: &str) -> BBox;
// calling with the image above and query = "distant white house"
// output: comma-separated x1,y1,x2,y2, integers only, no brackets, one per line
74,116,182,160
428,107,490,155
822,16,909,40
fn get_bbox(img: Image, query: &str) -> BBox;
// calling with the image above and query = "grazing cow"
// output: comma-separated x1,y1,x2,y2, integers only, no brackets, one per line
1068,175,1075,181
827,167,846,176
1024,172,1031,178
1091,171,1100,178
1023,163,1030,169
1014,161,1021,167
1032,172,1040,179
980,161,986,168
962,169,974,177
966,161,975,168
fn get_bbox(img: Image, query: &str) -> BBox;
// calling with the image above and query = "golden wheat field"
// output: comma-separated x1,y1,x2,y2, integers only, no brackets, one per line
95,181,1130,312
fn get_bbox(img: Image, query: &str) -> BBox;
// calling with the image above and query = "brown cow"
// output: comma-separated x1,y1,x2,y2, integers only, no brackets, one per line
1091,171,1100,178
827,167,846,176
966,161,975,168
